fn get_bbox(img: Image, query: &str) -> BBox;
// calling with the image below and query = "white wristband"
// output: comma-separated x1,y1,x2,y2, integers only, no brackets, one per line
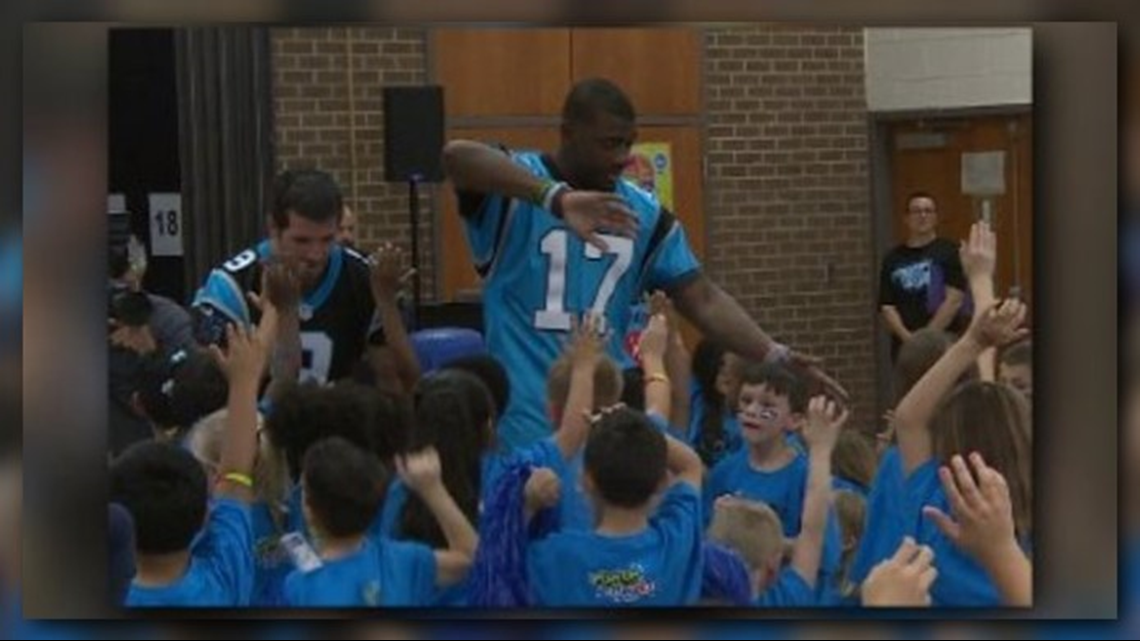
541,181,569,212
763,341,791,365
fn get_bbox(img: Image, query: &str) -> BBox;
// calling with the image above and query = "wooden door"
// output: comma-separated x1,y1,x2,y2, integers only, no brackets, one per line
888,113,1033,313
433,29,569,118
570,28,702,116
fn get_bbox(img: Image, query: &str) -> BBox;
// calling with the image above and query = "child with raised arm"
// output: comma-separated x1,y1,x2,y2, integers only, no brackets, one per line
707,396,846,606
923,453,1032,606
893,297,1032,606
282,445,477,607
115,312,274,606
525,406,705,606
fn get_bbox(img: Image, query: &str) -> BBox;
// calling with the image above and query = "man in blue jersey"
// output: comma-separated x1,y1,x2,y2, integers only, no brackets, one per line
443,78,845,451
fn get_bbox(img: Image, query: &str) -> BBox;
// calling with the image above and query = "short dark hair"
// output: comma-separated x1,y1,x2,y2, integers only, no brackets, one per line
562,78,636,127
584,407,666,509
138,348,229,433
110,441,208,554
736,361,808,414
270,168,343,229
444,353,511,419
399,370,493,547
266,381,390,483
905,191,937,212
303,437,389,539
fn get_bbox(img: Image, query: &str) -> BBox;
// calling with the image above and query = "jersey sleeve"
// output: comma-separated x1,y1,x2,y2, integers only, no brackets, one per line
192,267,253,346
200,498,256,605
643,209,702,294
456,143,523,279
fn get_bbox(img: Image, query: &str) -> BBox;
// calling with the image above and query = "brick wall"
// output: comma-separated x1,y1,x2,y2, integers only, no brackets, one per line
270,26,878,430
704,26,877,432
271,27,435,298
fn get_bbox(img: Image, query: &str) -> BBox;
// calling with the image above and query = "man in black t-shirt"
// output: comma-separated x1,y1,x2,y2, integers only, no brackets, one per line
878,192,968,361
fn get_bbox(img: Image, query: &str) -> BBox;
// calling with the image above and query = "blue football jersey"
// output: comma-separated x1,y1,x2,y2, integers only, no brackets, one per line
459,149,702,451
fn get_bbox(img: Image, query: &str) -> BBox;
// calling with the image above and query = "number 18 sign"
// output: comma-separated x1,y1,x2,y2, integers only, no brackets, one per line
148,192,184,257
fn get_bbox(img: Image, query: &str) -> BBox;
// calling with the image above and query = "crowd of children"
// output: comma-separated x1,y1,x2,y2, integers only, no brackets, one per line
107,219,1032,609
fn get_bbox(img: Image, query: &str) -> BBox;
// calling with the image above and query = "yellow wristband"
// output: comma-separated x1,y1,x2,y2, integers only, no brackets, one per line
222,472,254,488
645,372,670,386
533,178,555,206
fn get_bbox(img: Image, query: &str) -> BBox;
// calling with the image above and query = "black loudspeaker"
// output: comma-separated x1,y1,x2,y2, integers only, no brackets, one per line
383,85,445,183
416,302,484,333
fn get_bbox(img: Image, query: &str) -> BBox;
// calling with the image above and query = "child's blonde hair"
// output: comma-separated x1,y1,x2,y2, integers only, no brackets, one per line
892,329,958,405
546,351,624,411
833,489,866,598
184,409,291,525
707,496,786,573
833,430,877,490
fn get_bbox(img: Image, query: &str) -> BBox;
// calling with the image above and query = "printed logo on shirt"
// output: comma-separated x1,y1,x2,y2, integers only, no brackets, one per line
255,535,287,569
891,260,932,293
589,563,658,603
362,580,382,606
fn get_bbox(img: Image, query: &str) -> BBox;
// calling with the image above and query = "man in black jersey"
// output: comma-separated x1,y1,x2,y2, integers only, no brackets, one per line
192,169,411,386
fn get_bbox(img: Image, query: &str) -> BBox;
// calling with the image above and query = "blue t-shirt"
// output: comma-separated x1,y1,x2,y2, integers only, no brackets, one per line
126,498,255,607
459,150,702,451
281,536,437,607
374,479,472,607
527,482,703,606
704,446,809,533
912,460,1003,607
704,445,844,603
848,445,907,586
250,501,291,607
376,479,411,540
852,450,1004,607
484,437,594,533
754,567,815,608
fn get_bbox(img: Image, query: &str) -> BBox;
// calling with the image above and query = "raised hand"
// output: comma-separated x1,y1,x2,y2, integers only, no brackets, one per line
965,299,1029,350
369,242,415,302
922,453,1019,567
559,190,639,252
566,312,606,369
802,395,849,453
861,537,937,607
638,312,669,363
960,220,997,283
397,447,444,494
524,466,562,513
209,323,270,385
247,258,302,318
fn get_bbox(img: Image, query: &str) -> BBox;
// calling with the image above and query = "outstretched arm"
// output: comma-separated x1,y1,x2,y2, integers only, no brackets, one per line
959,221,999,381
442,140,637,251
672,274,847,400
894,299,1029,475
